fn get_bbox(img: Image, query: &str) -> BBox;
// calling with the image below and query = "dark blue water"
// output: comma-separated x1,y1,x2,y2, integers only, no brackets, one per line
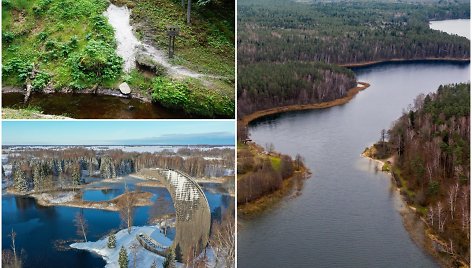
82,189,124,201
239,61,470,267
2,180,232,268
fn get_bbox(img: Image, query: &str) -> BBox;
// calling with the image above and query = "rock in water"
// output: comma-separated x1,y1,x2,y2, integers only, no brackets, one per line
119,82,131,95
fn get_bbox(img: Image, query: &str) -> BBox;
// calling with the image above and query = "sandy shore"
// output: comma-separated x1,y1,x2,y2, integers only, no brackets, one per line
240,82,370,126
340,57,470,68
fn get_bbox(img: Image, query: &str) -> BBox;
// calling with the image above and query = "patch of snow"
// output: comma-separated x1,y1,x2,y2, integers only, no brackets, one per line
38,192,76,204
71,226,174,268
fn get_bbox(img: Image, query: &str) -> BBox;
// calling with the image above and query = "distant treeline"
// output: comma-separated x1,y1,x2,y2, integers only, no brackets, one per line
237,0,470,117
5,148,234,193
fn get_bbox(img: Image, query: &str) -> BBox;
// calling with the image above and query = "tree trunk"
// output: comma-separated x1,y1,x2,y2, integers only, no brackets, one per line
187,0,191,25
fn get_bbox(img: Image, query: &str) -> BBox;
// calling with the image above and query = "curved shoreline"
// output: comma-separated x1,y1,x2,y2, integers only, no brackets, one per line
240,82,370,126
340,57,470,68
2,86,152,102
360,150,467,268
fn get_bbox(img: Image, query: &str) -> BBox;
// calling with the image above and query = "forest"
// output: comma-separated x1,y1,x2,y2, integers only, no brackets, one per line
237,142,305,207
371,83,470,265
5,147,234,193
237,0,470,117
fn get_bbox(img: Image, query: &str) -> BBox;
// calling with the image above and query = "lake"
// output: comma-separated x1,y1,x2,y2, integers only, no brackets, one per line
238,19,470,267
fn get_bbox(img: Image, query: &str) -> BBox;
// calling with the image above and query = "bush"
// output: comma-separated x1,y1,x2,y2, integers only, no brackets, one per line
2,58,33,83
31,72,51,91
151,77,234,117
69,40,123,88
2,32,15,44
151,77,190,110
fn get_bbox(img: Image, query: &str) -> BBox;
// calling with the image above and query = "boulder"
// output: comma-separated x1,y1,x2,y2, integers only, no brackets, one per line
119,82,131,95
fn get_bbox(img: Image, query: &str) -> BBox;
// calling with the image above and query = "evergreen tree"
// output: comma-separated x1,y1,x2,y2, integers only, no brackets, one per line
108,232,116,249
119,246,128,268
150,259,158,268
13,168,28,193
175,244,183,263
163,248,176,268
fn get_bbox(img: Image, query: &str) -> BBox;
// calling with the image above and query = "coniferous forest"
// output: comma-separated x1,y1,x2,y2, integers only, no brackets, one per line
237,0,470,117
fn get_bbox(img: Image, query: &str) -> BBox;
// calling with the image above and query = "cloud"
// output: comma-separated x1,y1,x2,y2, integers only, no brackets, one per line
113,131,235,145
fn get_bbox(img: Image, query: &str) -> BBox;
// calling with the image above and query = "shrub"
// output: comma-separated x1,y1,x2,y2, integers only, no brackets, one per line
31,72,51,91
151,77,190,110
2,58,33,83
2,32,15,44
69,40,123,88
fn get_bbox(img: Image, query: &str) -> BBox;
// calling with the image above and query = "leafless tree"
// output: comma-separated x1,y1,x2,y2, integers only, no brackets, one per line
448,182,459,220
437,202,446,233
148,196,173,237
129,242,139,268
427,206,434,227
265,143,275,154
2,229,23,268
295,154,304,171
209,210,235,268
118,183,138,234
74,210,88,242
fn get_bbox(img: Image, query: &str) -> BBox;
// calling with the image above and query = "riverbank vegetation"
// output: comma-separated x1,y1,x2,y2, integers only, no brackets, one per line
237,141,307,215
367,83,470,266
237,0,470,118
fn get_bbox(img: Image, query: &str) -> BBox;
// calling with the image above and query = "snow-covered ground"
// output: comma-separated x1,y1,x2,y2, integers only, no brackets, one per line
3,145,234,154
35,192,77,204
71,226,175,268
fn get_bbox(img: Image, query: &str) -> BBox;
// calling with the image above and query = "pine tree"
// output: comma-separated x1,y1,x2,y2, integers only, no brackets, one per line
150,259,158,268
119,246,128,268
163,248,176,268
175,244,183,263
108,232,116,249
13,168,28,193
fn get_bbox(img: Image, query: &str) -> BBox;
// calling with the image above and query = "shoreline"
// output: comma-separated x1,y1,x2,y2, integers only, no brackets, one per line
240,82,370,126
239,57,469,127
238,166,308,217
2,86,152,103
360,151,467,268
340,57,470,68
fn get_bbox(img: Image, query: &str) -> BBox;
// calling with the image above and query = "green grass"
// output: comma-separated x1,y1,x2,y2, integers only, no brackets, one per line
2,0,121,90
131,0,234,77
2,107,69,119
270,156,281,171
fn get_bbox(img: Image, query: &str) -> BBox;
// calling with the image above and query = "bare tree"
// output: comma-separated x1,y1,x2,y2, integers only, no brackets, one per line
427,206,434,227
74,210,88,242
118,183,138,234
437,202,446,233
448,182,459,220
265,143,275,154
295,154,304,171
129,242,139,268
2,229,23,268
149,196,173,237
209,209,235,268
187,0,192,24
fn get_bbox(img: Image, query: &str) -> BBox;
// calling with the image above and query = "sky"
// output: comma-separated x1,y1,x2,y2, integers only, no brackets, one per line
2,121,235,145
